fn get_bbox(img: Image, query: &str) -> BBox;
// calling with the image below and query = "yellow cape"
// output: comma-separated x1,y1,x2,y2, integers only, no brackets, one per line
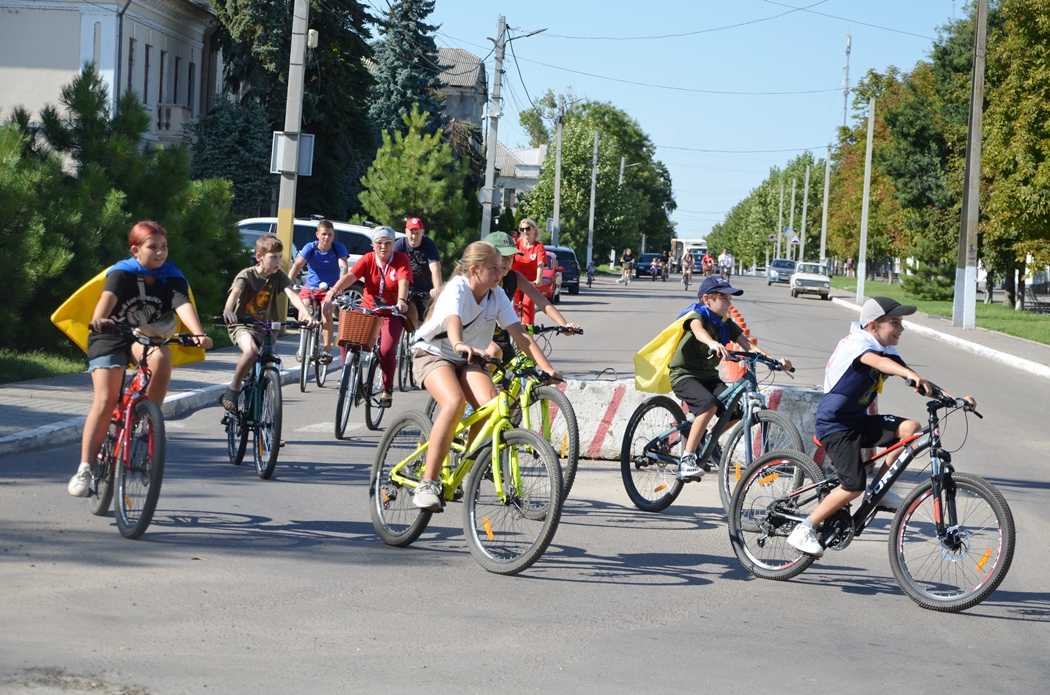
50,268,206,367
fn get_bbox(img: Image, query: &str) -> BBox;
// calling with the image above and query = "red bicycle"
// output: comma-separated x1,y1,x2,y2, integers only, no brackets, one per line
88,326,205,538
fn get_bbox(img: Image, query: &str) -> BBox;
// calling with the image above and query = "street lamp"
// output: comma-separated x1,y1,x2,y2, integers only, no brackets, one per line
618,158,643,187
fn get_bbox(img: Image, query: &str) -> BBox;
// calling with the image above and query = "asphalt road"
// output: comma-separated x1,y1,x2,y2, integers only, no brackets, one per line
2,274,1048,694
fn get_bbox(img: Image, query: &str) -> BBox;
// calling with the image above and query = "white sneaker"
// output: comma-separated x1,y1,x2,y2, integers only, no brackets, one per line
67,463,91,497
676,453,704,481
786,522,824,557
412,480,443,511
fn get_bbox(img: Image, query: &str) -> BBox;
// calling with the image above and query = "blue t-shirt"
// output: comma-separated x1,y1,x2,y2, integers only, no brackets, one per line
297,240,348,288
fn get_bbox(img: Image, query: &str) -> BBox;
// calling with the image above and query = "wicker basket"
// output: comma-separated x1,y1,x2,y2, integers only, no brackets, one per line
337,309,381,350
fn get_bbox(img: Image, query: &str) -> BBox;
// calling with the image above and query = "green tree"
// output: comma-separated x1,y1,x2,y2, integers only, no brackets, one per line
358,106,469,262
368,0,443,135
191,99,272,217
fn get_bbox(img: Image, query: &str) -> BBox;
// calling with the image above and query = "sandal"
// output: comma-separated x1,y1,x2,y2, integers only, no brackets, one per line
379,391,393,408
318,352,334,365
220,388,240,413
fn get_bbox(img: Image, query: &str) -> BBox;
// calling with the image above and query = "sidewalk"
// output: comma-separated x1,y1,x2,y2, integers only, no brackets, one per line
0,334,319,457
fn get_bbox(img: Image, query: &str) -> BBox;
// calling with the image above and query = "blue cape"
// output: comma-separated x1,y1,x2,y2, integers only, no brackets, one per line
107,257,186,281
677,303,732,344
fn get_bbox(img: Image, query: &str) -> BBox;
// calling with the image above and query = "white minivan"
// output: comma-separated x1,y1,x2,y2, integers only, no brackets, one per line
236,217,400,268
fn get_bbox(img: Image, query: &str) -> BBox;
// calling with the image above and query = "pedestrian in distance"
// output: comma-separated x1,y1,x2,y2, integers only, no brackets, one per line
512,218,546,325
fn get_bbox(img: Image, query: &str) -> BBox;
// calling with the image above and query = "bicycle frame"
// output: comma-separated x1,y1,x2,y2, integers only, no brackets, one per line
108,360,153,477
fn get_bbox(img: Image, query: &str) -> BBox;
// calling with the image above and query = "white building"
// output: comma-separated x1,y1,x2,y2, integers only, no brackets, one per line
494,143,546,211
0,0,222,146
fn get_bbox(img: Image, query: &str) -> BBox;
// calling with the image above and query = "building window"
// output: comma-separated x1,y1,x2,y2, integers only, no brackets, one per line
187,62,196,112
144,44,152,104
173,56,181,105
159,50,166,103
127,38,136,94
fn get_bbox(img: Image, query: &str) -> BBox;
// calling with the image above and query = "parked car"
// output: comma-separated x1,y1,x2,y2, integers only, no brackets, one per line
635,252,663,277
236,217,397,270
790,261,832,300
538,251,563,304
767,258,797,285
545,245,581,294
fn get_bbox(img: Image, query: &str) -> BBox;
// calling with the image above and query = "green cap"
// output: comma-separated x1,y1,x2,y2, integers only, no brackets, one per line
483,231,518,256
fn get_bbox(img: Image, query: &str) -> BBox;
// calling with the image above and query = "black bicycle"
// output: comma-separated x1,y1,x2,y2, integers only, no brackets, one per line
295,285,332,392
333,298,404,437
397,290,428,393
727,381,1014,613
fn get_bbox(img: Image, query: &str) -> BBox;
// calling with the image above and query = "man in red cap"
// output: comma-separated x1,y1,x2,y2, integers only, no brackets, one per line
393,216,443,331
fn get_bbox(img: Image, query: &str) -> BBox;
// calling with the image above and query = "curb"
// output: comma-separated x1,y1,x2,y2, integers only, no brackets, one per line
831,297,1050,381
0,364,306,459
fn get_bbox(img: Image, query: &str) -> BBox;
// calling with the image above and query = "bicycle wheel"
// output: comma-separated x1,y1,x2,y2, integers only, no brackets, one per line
369,411,433,546
114,399,166,539
224,387,248,466
888,472,1015,612
364,354,387,431
334,352,360,440
718,409,804,514
620,396,686,512
463,429,563,575
253,366,282,479
727,449,824,581
299,327,313,392
89,427,116,516
315,329,329,388
397,330,414,392
518,386,580,499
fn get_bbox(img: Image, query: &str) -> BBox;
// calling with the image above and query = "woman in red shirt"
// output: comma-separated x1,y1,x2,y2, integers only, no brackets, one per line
324,226,411,405
511,218,546,325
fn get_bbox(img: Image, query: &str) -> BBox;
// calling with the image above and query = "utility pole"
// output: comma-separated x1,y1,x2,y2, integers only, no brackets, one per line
842,34,852,130
800,164,811,261
552,110,563,246
479,16,507,238
857,97,876,305
776,177,784,258
275,0,310,266
586,131,599,267
952,0,988,330
820,144,831,264
788,177,797,261
618,156,626,187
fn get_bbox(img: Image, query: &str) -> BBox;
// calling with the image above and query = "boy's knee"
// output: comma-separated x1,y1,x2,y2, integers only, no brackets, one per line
900,419,921,436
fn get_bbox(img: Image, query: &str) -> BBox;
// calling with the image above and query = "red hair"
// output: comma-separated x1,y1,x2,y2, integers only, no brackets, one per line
128,220,167,248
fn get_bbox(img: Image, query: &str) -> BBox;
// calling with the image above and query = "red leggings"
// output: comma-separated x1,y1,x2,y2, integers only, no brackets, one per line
377,316,404,392
514,289,537,326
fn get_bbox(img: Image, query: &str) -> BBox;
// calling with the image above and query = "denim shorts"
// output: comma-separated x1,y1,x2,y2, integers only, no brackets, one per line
86,352,128,373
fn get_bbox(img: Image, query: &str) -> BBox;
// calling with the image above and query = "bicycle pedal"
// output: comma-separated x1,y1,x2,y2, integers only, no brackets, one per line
279,440,287,448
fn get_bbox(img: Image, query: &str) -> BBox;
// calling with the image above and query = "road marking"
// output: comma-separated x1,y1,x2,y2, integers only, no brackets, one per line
295,422,362,434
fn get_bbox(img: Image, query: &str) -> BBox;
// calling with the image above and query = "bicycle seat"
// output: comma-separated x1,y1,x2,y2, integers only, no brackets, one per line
812,435,823,448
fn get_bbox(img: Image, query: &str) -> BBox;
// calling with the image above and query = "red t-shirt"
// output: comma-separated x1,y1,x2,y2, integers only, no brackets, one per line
512,238,545,283
351,251,411,308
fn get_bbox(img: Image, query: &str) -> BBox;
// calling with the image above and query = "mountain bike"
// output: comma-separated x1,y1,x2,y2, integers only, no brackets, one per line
87,325,206,539
220,317,306,479
332,298,404,436
727,381,1014,613
620,351,803,513
396,290,428,393
371,356,563,575
296,284,332,392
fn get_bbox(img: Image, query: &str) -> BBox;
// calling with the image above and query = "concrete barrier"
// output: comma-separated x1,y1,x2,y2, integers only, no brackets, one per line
561,378,824,461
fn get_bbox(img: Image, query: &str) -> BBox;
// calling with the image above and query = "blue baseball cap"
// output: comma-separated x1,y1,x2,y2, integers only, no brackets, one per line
699,276,743,297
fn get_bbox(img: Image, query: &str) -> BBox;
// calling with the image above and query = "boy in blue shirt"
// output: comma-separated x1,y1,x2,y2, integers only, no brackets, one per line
289,220,348,362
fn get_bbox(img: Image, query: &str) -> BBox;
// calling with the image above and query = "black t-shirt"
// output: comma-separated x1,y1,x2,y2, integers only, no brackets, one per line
621,251,634,265
87,270,190,360
393,236,440,294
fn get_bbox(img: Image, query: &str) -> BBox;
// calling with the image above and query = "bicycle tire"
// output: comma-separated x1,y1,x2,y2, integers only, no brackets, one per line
315,329,329,388
254,366,283,479
334,352,360,440
888,472,1015,612
620,395,686,512
727,449,824,581
369,411,433,546
718,409,804,515
299,327,313,392
114,399,165,539
519,386,580,499
364,354,386,431
397,330,414,392
463,429,563,575
90,429,116,516
224,388,248,466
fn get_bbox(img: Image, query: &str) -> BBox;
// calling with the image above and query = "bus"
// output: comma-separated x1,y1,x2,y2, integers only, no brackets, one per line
672,238,707,270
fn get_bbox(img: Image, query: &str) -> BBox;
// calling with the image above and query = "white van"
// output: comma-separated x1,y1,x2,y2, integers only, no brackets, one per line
236,217,402,268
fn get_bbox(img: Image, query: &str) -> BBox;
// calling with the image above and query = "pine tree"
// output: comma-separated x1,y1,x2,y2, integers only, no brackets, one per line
368,0,443,136
191,99,272,217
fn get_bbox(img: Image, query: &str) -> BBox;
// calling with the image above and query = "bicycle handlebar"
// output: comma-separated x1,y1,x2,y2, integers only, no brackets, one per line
524,324,584,336
726,350,794,374
906,378,982,418
213,316,309,331
98,322,209,348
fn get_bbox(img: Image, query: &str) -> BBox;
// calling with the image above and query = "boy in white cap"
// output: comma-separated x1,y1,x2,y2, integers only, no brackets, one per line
788,296,933,556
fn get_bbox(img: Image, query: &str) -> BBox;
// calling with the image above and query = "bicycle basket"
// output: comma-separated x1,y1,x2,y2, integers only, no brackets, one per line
337,309,382,350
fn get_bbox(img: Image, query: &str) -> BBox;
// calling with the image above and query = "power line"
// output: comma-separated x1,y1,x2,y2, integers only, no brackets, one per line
543,0,829,40
507,29,538,111
657,144,823,154
760,0,936,40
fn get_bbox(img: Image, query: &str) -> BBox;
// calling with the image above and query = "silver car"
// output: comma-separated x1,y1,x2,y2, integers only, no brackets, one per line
767,258,797,285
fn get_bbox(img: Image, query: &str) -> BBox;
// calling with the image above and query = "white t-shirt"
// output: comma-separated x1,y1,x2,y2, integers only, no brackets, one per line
412,275,520,362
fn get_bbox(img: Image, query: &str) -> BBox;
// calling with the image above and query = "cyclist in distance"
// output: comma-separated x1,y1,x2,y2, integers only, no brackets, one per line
619,247,635,285
221,234,316,413
786,297,973,557
68,221,213,496
701,250,715,277
323,226,411,407
289,219,348,363
718,248,734,279
392,216,442,332
681,251,694,286
409,240,561,511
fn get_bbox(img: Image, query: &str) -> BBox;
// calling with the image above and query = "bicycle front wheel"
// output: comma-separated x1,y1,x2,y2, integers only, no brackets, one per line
334,353,360,440
254,366,283,479
727,450,824,581
718,409,804,514
224,388,248,466
369,411,433,546
364,354,386,431
114,399,166,539
620,396,686,512
888,472,1015,612
299,327,313,392
463,429,563,575
397,330,414,392
315,329,329,388
519,386,580,499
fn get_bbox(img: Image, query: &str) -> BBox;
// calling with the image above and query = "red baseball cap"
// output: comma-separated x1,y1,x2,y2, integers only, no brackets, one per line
405,217,424,231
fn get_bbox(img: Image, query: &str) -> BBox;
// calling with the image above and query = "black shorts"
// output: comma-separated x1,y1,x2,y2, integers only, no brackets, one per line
821,414,906,492
672,376,730,416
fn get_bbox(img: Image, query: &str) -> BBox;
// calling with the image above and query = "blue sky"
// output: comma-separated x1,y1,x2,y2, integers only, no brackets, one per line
425,0,962,237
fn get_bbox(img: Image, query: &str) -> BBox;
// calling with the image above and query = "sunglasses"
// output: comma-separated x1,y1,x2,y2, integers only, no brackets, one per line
519,225,533,231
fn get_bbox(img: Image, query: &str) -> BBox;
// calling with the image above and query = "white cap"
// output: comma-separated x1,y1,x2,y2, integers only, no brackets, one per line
859,296,916,327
